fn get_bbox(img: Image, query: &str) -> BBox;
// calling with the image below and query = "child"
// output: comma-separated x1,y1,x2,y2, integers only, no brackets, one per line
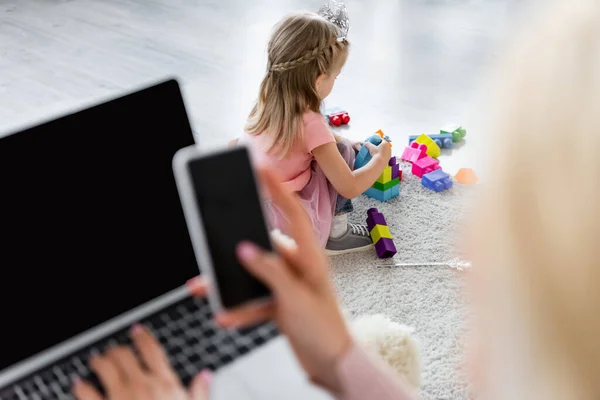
237,10,391,254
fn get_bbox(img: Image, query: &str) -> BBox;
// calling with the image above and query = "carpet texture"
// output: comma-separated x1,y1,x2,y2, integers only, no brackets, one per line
331,161,476,400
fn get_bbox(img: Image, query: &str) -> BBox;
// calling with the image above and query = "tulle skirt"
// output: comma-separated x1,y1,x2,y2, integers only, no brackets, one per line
264,139,356,247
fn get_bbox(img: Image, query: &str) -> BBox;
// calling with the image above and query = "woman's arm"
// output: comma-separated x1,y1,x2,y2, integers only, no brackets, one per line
312,141,390,199
334,343,416,400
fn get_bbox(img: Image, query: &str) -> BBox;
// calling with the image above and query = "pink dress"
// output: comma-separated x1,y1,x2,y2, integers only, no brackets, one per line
240,111,355,246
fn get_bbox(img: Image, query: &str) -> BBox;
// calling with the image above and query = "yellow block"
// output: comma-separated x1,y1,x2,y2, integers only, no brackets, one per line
370,224,392,243
376,165,392,184
414,133,441,158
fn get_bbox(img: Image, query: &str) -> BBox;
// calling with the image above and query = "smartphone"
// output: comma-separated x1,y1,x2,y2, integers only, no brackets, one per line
173,145,272,312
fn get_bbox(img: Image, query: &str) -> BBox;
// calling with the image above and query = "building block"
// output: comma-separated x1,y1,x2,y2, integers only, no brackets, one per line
422,169,453,192
324,107,350,126
373,177,400,191
440,124,467,143
412,156,440,178
455,168,478,184
409,133,453,150
364,186,399,202
354,131,392,169
370,224,392,243
366,207,387,231
391,163,401,180
376,165,392,184
388,156,397,166
365,208,397,258
401,142,428,163
412,134,441,158
375,238,397,258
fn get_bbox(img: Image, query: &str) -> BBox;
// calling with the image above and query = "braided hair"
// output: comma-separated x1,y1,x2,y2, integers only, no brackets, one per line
245,12,350,157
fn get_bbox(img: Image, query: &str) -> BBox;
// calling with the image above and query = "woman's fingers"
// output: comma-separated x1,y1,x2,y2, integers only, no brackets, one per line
89,355,122,397
236,241,295,293
215,300,275,328
186,276,208,297
72,378,104,400
130,324,178,383
105,346,145,382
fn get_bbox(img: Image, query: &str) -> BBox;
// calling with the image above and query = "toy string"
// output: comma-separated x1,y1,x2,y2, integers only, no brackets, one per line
378,258,471,271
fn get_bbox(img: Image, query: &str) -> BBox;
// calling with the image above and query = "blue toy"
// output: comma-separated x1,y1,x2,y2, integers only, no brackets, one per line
422,169,453,192
364,184,400,201
408,133,453,150
354,133,392,169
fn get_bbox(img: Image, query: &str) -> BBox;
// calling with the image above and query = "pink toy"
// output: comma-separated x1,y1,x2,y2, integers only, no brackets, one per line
412,156,440,178
401,142,428,163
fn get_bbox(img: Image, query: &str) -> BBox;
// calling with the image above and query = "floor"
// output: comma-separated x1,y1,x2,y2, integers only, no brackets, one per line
0,0,537,177
1,0,535,398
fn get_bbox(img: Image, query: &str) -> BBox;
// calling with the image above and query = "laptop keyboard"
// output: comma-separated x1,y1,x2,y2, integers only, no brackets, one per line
0,296,279,400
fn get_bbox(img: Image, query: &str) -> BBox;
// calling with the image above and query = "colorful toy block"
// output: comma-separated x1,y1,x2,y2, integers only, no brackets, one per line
354,130,392,169
363,155,401,202
455,168,478,184
366,208,397,258
422,169,453,192
412,134,441,159
373,177,400,191
401,142,428,163
324,107,350,126
409,133,453,150
440,124,467,143
412,156,440,178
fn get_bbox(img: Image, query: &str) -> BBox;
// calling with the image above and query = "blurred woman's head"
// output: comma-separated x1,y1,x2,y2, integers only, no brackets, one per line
469,1,600,399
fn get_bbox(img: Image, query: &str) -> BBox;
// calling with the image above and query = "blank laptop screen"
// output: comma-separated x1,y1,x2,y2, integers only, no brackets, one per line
0,79,199,371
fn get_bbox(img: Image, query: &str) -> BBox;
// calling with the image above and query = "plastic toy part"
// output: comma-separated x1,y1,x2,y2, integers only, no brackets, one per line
324,107,350,126
408,133,453,150
422,169,453,192
412,134,441,159
364,186,399,202
391,163,402,181
455,168,478,184
412,156,440,178
366,208,397,259
375,238,397,259
401,142,428,163
373,177,400,191
440,124,467,143
366,207,387,231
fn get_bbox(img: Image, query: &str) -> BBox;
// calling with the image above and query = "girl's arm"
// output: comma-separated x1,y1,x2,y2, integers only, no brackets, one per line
313,141,390,199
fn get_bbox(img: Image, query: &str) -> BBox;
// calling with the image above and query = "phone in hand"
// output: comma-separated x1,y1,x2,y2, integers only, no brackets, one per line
173,145,272,312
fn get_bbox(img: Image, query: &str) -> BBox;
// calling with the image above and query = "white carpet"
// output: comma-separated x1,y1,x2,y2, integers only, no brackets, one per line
331,161,476,400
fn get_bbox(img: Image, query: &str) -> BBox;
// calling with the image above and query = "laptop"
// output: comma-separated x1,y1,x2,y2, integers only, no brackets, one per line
0,78,278,400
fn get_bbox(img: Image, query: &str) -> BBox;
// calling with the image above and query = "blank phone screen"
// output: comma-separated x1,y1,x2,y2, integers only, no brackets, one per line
187,147,271,309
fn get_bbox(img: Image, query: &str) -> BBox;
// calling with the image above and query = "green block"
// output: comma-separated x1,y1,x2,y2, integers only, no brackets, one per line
373,177,400,191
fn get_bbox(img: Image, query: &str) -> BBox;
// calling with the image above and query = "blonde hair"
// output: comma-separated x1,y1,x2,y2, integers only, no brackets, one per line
245,12,349,156
470,1,600,399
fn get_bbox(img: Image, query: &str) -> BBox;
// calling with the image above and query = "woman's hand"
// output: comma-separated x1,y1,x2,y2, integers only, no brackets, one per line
218,167,353,393
73,325,210,400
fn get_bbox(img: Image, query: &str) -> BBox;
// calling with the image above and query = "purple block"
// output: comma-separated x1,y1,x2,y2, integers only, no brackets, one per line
391,163,400,180
375,238,397,258
388,156,397,166
366,208,387,231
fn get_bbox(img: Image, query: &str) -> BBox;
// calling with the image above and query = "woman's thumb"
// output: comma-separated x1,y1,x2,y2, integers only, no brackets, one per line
236,241,293,292
189,370,212,400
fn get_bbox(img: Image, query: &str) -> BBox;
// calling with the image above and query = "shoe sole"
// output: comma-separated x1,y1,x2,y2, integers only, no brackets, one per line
325,243,374,256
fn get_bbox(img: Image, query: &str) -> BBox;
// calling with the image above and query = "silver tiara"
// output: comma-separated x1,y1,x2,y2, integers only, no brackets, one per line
318,0,350,41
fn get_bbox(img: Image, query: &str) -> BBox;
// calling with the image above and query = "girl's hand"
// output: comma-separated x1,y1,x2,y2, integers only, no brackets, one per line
351,141,363,152
364,138,392,161
73,325,210,400
218,167,353,393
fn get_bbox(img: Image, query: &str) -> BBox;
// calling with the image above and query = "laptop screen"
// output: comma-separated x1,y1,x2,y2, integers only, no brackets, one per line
0,79,199,371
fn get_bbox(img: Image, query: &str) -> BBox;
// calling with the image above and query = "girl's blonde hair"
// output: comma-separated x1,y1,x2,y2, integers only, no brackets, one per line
245,12,349,156
470,0,600,399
